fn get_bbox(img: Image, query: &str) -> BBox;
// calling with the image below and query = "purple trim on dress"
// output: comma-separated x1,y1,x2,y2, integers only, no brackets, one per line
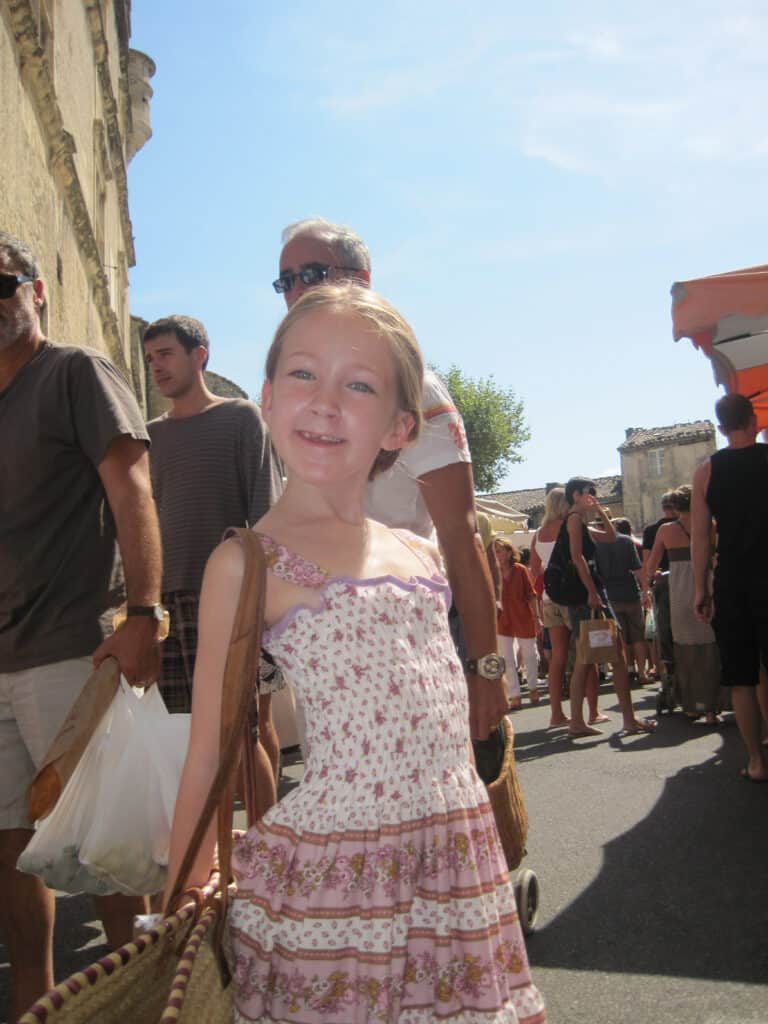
265,574,451,643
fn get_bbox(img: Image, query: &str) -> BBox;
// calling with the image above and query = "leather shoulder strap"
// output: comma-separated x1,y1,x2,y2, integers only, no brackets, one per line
166,528,267,924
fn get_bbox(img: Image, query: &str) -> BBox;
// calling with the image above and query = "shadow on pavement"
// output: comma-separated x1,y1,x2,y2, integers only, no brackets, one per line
527,715,768,985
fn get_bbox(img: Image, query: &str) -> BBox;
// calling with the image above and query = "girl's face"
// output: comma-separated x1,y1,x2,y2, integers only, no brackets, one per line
262,309,414,487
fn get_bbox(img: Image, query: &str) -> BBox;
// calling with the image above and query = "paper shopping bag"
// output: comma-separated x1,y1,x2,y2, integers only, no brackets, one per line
578,615,618,664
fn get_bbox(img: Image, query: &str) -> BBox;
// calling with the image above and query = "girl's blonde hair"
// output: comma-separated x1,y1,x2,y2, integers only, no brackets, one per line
265,283,423,477
541,486,568,526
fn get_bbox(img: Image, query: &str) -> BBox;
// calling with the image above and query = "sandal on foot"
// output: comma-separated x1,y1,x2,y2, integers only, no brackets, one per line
621,718,658,735
568,724,603,738
740,767,768,783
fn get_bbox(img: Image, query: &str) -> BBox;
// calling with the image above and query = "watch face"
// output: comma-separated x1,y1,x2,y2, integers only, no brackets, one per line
481,654,505,677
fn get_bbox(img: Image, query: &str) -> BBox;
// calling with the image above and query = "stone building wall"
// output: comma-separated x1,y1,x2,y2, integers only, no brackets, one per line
1,1,154,408
619,426,716,530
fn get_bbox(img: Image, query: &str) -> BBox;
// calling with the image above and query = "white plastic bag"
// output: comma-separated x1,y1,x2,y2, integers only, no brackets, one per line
18,680,190,896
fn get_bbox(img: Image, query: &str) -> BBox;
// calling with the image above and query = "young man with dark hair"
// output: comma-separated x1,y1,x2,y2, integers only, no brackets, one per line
563,478,656,737
144,315,282,806
692,393,768,781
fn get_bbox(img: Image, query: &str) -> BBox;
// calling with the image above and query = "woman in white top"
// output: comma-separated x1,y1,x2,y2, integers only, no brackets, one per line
529,488,573,728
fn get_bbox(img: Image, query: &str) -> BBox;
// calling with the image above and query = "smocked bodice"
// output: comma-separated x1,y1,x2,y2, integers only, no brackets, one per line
257,533,470,803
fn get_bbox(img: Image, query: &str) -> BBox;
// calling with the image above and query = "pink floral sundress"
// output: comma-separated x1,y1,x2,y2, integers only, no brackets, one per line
230,532,545,1024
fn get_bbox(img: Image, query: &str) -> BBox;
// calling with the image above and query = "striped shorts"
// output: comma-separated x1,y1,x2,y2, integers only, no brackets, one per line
159,590,284,714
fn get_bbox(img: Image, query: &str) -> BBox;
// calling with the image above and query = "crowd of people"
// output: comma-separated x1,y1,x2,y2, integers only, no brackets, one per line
0,222,541,1023
2,215,768,1023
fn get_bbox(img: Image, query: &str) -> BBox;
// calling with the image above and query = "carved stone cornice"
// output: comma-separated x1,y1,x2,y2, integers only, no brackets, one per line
6,0,128,372
84,0,135,267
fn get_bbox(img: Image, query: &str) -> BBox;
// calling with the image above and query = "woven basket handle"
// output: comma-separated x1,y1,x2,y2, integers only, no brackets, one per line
165,528,267,922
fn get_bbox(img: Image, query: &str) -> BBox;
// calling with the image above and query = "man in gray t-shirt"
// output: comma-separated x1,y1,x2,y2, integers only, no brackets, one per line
0,231,163,1018
144,315,280,812
595,522,648,683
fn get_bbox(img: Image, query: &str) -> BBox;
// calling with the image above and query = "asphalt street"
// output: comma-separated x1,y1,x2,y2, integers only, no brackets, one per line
1,681,766,1023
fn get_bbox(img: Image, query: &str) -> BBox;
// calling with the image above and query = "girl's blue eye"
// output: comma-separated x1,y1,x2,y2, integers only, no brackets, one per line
289,369,312,380
349,381,374,393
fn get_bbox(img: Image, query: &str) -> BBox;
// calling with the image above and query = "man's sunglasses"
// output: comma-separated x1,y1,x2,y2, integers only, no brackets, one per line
272,263,360,294
0,273,35,299
587,487,597,496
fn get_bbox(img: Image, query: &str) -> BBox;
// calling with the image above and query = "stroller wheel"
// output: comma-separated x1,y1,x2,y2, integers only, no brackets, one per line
515,868,540,935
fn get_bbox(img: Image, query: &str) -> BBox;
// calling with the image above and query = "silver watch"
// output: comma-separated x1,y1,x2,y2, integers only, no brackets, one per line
465,653,506,680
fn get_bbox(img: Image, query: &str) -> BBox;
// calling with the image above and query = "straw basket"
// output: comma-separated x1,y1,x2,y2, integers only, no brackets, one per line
486,716,528,871
19,904,199,1024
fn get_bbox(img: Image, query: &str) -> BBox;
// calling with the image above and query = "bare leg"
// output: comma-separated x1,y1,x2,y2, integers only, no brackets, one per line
568,662,601,736
651,638,663,679
632,641,649,683
0,829,54,1022
546,626,570,726
92,893,148,950
757,668,768,734
257,693,280,784
586,665,609,723
731,685,767,780
611,650,655,732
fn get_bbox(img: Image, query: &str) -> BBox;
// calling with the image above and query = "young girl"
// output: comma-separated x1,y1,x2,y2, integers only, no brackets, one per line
165,285,545,1023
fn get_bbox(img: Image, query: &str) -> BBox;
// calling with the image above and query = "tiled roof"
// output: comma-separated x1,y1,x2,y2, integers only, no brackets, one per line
618,421,714,452
484,475,623,516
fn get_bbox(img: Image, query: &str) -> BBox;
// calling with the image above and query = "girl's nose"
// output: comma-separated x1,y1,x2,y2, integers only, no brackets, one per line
310,381,340,416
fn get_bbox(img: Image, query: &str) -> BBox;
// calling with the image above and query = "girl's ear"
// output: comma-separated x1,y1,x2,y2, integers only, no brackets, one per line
381,410,415,453
261,379,273,425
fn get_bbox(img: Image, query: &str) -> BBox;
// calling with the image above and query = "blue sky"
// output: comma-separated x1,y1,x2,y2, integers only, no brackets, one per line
127,1,768,492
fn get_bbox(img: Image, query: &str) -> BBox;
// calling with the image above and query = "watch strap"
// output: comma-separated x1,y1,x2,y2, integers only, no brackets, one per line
126,604,160,616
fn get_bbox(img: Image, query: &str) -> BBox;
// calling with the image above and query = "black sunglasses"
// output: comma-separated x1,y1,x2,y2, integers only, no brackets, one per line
272,263,361,294
587,486,597,496
0,273,35,299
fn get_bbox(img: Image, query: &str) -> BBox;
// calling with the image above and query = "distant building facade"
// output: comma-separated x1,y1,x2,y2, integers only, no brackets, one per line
484,420,716,533
618,422,716,530
1,1,155,409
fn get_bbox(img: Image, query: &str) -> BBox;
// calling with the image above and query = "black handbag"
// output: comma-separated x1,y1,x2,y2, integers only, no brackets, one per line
543,519,588,606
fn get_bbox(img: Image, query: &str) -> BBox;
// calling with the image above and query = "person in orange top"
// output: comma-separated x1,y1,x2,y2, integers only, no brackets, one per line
494,539,542,709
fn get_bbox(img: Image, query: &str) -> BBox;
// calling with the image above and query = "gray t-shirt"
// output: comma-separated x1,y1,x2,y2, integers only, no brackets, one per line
0,341,150,671
147,400,279,593
594,534,641,604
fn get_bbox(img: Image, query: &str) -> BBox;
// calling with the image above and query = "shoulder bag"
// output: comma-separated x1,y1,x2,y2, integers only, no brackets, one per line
543,517,588,607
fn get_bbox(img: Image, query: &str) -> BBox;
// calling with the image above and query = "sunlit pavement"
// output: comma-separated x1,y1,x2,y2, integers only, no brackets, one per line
2,687,767,1023
510,678,768,1024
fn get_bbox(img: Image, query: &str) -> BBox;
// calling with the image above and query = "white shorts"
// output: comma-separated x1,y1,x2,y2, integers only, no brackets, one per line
0,657,92,830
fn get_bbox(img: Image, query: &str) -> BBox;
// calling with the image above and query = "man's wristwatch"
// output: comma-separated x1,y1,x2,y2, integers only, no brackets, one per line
126,603,167,624
465,653,506,680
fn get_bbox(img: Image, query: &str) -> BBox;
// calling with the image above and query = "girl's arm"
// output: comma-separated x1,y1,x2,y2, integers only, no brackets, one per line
163,538,246,907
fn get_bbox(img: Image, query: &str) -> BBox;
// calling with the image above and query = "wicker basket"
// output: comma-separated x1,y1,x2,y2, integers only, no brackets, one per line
486,716,529,871
19,904,198,1024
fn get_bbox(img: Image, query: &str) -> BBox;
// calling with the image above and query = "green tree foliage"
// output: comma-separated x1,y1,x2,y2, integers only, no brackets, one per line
435,366,530,493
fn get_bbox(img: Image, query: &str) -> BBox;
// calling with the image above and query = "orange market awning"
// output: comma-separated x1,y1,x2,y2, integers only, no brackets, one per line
671,264,768,428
